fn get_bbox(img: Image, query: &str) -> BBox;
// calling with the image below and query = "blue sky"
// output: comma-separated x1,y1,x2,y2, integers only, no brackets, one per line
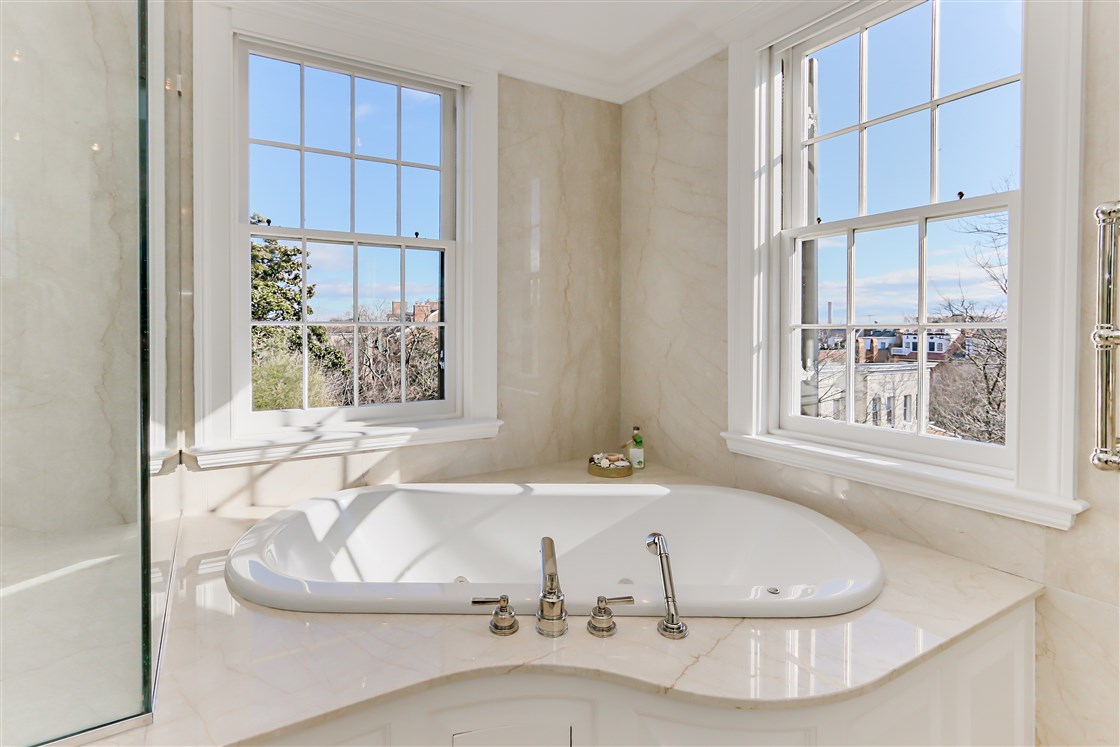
806,0,1020,323
248,54,444,322
247,0,1020,328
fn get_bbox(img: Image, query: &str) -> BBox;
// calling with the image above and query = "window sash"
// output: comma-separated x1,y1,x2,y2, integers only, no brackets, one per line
777,195,1019,472
784,0,1022,230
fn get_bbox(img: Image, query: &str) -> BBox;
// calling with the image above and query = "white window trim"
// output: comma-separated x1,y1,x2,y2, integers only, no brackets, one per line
725,0,1088,529
191,1,500,469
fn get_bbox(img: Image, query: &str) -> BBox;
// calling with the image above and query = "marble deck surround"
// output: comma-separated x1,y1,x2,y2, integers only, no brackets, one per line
102,462,1040,746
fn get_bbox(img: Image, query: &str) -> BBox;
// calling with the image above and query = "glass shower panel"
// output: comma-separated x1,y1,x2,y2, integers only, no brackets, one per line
0,1,149,744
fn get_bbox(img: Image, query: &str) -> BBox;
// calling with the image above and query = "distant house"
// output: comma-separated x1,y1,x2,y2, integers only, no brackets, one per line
391,300,442,323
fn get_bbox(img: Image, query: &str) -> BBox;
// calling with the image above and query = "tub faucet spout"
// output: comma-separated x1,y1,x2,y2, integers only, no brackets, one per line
536,536,567,637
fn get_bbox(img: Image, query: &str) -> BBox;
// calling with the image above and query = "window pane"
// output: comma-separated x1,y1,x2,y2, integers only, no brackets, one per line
926,211,1009,322
252,326,303,411
800,235,847,324
806,131,858,224
358,245,401,322
249,144,300,228
854,224,918,324
927,328,1007,444
305,66,351,153
866,2,931,121
805,33,859,137
401,88,441,166
405,247,444,322
305,152,351,232
798,328,847,420
250,236,303,322
866,111,930,214
358,326,402,404
938,0,1021,97
306,242,353,322
308,326,354,407
249,55,299,145
405,325,444,402
401,166,440,239
936,83,1020,203
853,328,918,431
355,160,397,236
355,78,397,159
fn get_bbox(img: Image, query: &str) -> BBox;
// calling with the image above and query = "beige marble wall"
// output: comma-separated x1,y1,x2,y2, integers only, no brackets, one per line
0,0,142,532
163,76,622,514
620,21,1118,746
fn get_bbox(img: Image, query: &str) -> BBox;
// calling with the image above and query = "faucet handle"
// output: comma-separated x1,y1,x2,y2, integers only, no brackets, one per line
586,595,635,638
471,594,519,636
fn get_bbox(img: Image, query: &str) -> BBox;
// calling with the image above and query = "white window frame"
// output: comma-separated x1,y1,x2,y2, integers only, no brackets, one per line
191,1,500,468
725,0,1088,528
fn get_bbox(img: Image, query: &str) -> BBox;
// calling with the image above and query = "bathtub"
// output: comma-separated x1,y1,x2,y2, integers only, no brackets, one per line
225,483,883,617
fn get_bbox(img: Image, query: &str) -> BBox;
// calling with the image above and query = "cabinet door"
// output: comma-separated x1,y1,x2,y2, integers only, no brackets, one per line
452,724,571,747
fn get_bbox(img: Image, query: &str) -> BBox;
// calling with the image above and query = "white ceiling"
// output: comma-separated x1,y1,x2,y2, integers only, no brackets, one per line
313,1,770,103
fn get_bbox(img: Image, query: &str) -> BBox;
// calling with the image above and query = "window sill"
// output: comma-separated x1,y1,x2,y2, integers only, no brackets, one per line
186,418,503,470
722,431,1088,530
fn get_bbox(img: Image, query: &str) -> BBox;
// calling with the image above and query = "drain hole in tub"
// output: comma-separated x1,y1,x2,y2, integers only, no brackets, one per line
617,578,634,584
453,576,470,583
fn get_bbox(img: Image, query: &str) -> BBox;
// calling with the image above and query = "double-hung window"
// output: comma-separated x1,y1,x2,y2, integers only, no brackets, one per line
191,1,499,467
725,0,1086,527
786,0,1019,457
242,44,457,429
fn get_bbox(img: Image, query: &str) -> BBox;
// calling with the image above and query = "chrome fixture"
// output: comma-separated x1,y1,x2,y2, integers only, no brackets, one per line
586,595,635,638
536,537,567,637
1092,201,1120,470
471,594,518,636
645,532,688,639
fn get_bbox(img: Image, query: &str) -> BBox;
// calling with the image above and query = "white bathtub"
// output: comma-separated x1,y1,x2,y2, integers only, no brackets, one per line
225,483,883,617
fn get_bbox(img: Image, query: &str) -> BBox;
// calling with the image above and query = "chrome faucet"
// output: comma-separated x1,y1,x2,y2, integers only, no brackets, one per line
535,536,567,637
646,532,688,639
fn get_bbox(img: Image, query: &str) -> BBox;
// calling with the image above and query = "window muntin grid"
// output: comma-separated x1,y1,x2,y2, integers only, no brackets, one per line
798,0,1022,226
785,0,1020,448
244,47,455,413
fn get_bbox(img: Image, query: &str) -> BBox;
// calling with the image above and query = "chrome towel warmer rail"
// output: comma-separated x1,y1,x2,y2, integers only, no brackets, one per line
1092,201,1120,470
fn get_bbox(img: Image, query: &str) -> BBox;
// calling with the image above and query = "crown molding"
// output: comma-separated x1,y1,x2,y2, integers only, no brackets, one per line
235,0,773,104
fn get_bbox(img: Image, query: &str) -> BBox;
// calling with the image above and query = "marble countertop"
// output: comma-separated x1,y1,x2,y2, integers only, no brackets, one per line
107,461,1042,746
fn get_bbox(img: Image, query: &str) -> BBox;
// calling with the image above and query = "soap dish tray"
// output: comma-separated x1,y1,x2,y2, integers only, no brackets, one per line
588,463,633,478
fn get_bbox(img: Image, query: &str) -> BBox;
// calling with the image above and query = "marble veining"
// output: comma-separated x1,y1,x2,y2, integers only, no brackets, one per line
0,0,141,533
103,463,1040,746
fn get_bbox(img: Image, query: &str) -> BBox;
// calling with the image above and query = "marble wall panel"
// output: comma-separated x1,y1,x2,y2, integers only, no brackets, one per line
1036,588,1119,746
0,0,142,532
166,76,622,514
619,51,739,486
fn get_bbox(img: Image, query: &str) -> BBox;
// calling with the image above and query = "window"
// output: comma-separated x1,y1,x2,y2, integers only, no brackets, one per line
725,0,1087,528
790,0,1015,454
244,47,455,426
192,1,500,467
